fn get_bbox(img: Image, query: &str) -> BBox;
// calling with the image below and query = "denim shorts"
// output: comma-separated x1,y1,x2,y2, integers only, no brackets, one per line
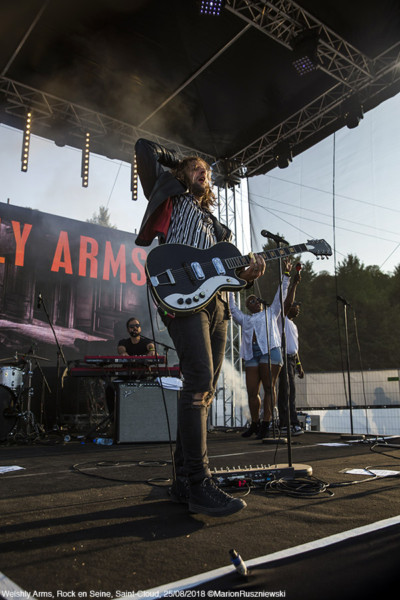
245,341,283,368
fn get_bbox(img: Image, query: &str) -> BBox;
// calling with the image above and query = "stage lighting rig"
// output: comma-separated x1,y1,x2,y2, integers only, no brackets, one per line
273,140,293,169
199,0,225,16
291,30,320,76
21,111,32,172
81,132,90,187
342,96,364,129
131,152,138,201
211,158,246,188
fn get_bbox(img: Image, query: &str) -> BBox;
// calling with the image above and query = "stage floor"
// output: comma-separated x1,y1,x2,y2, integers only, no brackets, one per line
0,430,399,598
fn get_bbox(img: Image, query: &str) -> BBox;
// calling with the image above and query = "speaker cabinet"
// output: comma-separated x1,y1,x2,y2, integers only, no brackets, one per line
116,382,178,443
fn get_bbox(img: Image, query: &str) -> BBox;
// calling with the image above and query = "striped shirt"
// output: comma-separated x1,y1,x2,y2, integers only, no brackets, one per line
165,194,217,249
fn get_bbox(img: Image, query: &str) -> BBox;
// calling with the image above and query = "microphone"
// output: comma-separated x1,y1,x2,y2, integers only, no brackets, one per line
337,295,352,308
260,230,288,245
296,262,302,272
256,297,269,306
229,549,248,577
37,293,42,309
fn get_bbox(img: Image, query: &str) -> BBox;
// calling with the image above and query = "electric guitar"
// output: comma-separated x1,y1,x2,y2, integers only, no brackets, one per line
146,239,332,316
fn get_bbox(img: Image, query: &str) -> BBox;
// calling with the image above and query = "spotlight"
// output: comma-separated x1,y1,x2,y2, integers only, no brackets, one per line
273,141,293,169
199,1,225,16
342,97,364,129
291,30,320,76
211,158,244,188
131,152,138,201
21,111,32,172
81,132,90,188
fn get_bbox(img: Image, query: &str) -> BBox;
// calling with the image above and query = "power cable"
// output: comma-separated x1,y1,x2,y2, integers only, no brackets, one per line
145,283,177,482
249,191,400,241
266,173,400,216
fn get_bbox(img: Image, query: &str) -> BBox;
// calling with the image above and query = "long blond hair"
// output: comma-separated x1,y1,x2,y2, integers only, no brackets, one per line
171,156,217,210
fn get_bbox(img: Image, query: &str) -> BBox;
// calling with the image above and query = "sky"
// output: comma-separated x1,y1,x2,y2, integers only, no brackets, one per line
248,93,400,276
0,91,399,277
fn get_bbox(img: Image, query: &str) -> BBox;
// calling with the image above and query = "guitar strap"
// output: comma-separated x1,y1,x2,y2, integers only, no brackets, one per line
209,213,232,243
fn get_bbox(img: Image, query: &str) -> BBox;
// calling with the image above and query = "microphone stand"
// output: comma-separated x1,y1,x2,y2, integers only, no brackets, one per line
260,236,289,451
140,335,176,372
337,297,354,435
37,293,68,427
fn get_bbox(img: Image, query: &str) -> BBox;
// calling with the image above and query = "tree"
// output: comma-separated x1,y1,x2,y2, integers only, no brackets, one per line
235,249,400,373
86,206,116,228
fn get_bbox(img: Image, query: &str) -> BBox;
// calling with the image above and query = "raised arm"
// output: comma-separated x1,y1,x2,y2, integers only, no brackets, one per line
135,138,181,199
284,269,301,315
229,292,245,326
270,258,293,314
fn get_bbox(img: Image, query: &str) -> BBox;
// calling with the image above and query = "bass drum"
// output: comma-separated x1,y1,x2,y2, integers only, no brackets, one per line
0,385,17,442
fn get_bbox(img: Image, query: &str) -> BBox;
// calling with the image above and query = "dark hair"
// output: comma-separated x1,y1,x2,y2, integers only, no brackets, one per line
126,318,140,329
171,156,217,210
245,295,257,309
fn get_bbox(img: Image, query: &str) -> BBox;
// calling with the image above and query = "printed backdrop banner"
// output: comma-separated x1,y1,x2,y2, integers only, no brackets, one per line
0,201,166,365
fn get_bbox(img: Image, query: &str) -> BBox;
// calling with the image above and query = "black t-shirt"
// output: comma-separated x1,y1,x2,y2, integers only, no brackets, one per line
118,337,151,355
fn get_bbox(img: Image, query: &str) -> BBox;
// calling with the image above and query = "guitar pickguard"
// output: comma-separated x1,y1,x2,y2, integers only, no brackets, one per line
160,275,243,312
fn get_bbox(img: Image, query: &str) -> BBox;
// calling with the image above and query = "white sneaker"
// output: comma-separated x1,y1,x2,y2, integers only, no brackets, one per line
292,425,304,436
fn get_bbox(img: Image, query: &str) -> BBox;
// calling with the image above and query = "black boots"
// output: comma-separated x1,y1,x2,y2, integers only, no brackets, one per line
241,420,260,438
188,477,247,517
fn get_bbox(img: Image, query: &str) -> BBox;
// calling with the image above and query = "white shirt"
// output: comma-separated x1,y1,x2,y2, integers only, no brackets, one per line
281,317,299,355
229,277,289,361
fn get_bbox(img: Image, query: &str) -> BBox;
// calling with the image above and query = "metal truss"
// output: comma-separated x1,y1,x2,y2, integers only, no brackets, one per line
0,76,215,165
232,44,400,176
226,0,400,175
226,0,375,86
1,1,399,180
211,183,246,428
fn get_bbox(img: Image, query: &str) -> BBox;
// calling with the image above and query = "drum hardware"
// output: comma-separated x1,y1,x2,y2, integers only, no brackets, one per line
37,291,68,425
0,356,21,363
16,352,50,362
0,385,18,442
6,354,42,442
0,346,51,443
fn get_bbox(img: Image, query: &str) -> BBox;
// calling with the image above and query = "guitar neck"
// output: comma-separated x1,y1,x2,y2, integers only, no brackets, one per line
226,243,308,270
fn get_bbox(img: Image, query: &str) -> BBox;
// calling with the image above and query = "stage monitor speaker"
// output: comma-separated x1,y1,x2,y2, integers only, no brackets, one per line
116,382,178,443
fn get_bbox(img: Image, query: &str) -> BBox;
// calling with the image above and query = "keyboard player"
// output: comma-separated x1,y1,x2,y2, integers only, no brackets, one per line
117,317,155,357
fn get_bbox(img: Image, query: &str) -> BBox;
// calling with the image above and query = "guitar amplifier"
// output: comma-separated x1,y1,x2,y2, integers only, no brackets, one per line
116,381,179,443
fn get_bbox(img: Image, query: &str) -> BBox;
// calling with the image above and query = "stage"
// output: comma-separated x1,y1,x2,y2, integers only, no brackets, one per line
0,430,399,599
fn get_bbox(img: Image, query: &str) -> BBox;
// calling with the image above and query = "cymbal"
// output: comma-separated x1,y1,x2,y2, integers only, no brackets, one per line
0,356,18,363
17,353,50,361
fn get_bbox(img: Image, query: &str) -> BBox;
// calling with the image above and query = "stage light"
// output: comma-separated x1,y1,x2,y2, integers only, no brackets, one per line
343,97,364,129
211,158,244,188
273,141,293,169
199,1,225,16
21,111,32,172
81,132,90,187
291,31,320,76
131,152,138,201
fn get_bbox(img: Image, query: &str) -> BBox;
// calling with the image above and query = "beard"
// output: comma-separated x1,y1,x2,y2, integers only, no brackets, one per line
191,180,206,198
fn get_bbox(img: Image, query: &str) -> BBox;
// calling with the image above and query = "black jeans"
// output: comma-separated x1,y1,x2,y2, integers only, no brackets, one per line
165,296,229,483
278,354,300,427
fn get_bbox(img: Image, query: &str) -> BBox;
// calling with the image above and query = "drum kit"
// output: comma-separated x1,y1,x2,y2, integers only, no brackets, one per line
0,350,49,443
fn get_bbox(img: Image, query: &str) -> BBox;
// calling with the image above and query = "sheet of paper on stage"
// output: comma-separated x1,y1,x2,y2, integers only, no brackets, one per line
0,466,25,474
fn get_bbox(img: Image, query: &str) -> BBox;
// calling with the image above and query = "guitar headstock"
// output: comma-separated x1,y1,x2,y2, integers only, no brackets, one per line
306,239,332,258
